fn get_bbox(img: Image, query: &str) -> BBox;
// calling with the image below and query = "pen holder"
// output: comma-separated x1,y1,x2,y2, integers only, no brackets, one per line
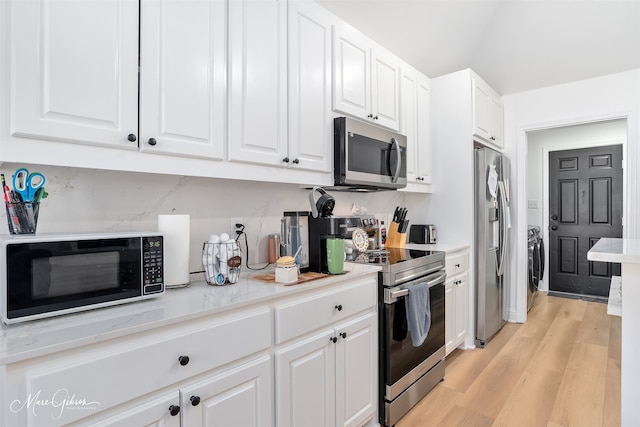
4,201,39,234
202,241,242,285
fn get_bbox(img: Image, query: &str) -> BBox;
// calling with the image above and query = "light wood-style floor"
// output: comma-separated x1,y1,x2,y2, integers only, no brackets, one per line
397,293,621,427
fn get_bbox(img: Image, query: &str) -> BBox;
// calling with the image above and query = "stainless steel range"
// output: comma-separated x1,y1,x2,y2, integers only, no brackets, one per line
349,247,446,426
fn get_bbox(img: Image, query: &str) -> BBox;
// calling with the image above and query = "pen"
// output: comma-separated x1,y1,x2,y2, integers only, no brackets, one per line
1,174,21,233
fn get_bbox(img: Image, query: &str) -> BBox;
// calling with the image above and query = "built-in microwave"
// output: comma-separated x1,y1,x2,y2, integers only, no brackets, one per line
1,232,164,324
333,117,407,191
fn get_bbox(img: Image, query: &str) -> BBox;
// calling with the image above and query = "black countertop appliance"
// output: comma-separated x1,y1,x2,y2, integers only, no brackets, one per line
308,216,350,273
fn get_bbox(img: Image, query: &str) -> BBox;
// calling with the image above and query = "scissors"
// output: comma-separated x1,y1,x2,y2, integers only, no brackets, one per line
12,168,46,202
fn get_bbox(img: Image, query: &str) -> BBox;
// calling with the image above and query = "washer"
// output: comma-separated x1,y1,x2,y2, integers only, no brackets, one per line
527,226,544,311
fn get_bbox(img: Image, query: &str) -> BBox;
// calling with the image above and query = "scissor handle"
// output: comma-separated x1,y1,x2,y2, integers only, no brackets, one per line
12,168,29,192
12,168,45,202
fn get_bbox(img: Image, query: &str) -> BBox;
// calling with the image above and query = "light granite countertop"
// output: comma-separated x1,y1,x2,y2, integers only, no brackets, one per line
587,238,640,264
0,262,380,365
405,242,470,253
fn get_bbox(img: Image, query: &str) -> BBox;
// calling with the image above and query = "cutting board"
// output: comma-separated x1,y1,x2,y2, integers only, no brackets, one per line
252,271,329,285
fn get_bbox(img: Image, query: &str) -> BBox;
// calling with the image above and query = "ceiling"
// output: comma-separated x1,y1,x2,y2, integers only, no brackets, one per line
316,0,640,95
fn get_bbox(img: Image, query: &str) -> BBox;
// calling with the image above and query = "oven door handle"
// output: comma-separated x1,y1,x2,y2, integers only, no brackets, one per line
384,287,408,305
384,272,446,304
425,272,447,288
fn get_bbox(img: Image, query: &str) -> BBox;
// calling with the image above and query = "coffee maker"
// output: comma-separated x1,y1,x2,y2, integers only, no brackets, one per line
307,187,355,273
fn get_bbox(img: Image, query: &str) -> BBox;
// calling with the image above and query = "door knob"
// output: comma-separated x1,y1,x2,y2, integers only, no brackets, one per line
550,225,558,231
550,215,558,221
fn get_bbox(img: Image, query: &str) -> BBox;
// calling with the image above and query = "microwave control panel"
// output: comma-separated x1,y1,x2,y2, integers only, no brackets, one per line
142,235,164,294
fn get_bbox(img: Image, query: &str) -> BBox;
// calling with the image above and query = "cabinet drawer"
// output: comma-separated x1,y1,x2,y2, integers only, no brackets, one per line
274,277,377,344
21,308,271,425
446,251,469,277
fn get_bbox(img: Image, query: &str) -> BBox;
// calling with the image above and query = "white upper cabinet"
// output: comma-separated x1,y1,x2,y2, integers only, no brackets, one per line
472,76,504,149
139,0,226,159
228,0,288,166
287,0,334,172
332,23,400,131
9,0,139,149
400,65,432,188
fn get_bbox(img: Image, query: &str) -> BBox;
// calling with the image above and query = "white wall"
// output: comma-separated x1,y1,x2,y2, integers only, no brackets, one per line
0,162,432,276
503,68,640,323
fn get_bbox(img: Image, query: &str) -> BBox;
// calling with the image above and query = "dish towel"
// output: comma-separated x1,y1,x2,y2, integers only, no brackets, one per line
405,281,431,347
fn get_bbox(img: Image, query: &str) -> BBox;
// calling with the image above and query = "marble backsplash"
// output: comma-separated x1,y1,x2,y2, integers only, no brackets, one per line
0,163,431,272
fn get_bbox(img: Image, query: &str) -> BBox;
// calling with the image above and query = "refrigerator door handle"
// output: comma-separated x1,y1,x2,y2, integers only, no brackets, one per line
497,181,508,276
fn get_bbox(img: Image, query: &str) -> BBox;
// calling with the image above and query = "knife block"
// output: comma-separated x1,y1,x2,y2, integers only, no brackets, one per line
385,222,406,248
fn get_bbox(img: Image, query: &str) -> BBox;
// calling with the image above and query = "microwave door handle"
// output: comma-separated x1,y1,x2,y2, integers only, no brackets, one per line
391,137,401,183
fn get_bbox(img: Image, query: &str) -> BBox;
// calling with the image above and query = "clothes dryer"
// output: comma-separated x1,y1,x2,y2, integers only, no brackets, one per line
527,226,544,311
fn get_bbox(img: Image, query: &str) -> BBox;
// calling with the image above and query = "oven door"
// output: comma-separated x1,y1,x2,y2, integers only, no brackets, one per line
381,270,446,401
4,237,145,322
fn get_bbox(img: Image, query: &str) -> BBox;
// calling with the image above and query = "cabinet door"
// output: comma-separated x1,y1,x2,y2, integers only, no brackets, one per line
371,50,400,131
275,329,336,427
472,77,491,142
416,75,432,184
400,68,419,183
139,0,225,159
288,0,333,172
445,278,455,355
454,272,469,346
332,24,371,121
10,0,138,148
228,0,288,166
73,391,181,427
490,96,504,148
335,312,377,427
181,355,273,427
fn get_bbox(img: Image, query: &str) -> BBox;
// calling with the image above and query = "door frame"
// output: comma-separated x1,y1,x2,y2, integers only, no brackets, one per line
542,140,625,294
514,110,637,323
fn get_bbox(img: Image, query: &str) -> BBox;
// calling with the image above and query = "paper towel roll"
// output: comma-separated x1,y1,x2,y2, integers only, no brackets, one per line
158,214,190,287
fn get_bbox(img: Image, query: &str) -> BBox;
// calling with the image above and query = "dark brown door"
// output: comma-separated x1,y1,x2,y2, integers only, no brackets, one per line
548,145,622,298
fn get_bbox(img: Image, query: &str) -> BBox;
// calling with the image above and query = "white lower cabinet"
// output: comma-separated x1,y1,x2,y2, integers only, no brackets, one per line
2,307,272,426
275,312,377,427
1,273,379,427
444,248,470,355
180,355,273,427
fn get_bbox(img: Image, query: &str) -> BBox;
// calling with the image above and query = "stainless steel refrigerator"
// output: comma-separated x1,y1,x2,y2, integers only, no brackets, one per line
474,146,510,348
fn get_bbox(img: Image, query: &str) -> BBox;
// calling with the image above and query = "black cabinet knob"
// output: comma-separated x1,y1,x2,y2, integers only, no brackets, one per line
169,405,180,416
178,355,190,366
283,157,290,163
373,115,379,120
127,134,137,142
190,395,201,406
292,158,299,164
147,138,157,146
367,114,373,119
330,336,337,343
490,136,496,141
335,304,343,311
340,332,347,339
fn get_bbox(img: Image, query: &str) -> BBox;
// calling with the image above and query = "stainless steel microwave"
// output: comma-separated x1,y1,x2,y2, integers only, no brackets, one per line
333,117,407,191
1,232,164,324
